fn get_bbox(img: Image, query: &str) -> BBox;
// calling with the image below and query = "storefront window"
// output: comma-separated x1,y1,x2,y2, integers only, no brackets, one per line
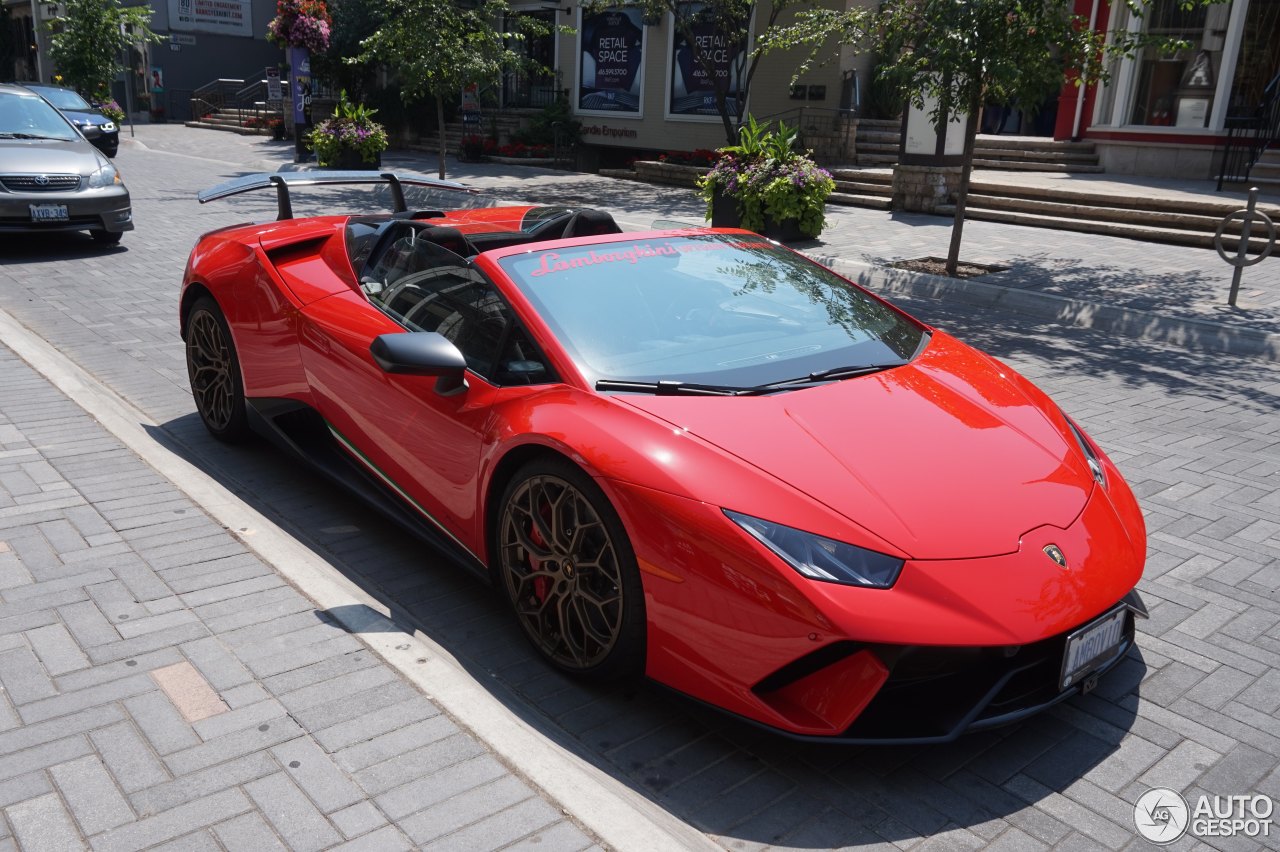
1225,0,1280,114
1128,0,1231,127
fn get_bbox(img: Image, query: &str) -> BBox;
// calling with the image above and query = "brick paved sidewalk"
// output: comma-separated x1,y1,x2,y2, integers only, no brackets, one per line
0,342,598,852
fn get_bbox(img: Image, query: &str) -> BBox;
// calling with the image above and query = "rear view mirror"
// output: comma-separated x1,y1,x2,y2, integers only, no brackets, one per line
370,332,468,394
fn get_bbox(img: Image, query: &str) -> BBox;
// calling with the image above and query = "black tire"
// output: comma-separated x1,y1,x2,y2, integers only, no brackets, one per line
91,230,123,245
185,296,250,442
497,457,646,681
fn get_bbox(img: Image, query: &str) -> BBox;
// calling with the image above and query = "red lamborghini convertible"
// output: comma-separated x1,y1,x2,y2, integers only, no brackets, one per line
182,171,1148,742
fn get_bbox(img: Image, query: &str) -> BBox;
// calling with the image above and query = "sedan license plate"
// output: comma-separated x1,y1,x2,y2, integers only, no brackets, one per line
1060,605,1126,690
30,204,69,222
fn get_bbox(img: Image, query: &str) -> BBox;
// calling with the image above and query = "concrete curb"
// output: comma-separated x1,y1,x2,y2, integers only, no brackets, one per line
811,255,1280,363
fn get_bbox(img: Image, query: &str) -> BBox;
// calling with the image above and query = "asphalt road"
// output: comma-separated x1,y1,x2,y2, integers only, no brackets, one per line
1,129,1278,851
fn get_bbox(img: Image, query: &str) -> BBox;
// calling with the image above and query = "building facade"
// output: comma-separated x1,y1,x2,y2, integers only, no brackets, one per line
3,0,279,121
505,0,872,160
1055,0,1280,177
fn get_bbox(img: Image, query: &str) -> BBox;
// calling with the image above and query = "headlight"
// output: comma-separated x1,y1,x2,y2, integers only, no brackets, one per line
100,121,116,132
1063,413,1106,487
87,164,120,188
725,510,904,588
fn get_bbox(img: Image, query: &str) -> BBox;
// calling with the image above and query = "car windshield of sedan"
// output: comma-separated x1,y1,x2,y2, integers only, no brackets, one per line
30,87,91,111
498,233,928,388
0,91,79,141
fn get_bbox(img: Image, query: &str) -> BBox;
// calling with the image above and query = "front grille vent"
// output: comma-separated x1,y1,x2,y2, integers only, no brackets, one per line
1,174,82,192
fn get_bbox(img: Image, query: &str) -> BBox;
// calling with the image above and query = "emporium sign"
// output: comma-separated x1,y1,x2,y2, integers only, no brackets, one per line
578,7,645,116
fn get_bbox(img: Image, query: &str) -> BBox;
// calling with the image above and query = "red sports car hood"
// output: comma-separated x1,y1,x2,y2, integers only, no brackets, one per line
617,333,1094,560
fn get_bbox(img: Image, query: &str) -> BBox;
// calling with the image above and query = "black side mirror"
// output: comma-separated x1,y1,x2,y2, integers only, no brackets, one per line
370,332,467,393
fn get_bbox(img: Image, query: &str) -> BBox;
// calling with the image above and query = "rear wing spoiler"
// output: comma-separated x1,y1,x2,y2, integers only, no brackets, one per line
197,170,478,221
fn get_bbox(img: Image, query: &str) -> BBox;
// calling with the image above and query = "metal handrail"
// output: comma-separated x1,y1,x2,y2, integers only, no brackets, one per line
1217,70,1280,191
190,77,244,122
234,79,270,126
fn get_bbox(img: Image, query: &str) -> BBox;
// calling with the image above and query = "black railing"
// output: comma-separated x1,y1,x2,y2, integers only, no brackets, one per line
502,70,561,109
190,78,244,122
1217,70,1280,191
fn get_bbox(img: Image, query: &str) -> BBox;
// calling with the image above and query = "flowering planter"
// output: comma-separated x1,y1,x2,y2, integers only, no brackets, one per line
324,149,381,170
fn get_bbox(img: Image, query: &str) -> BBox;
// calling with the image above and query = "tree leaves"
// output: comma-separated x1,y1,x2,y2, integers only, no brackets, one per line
47,0,161,99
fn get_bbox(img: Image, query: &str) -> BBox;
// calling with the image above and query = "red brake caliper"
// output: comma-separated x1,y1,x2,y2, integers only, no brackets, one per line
529,510,550,604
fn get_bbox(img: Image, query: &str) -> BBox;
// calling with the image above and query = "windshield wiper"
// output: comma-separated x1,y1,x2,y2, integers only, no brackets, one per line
0,132,65,140
757,360,910,391
595,379,762,397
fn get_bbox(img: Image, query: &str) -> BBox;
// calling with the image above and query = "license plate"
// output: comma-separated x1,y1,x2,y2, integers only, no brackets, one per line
30,204,69,222
1060,605,1126,690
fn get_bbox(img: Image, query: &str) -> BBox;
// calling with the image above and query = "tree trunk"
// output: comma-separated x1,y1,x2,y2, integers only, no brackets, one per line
944,92,982,277
716,89,736,145
436,95,447,180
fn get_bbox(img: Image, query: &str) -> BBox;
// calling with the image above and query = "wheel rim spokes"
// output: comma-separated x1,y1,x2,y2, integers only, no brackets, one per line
186,311,233,430
501,475,624,670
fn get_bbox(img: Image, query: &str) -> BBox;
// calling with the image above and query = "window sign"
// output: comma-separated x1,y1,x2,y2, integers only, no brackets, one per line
667,2,747,118
578,7,645,116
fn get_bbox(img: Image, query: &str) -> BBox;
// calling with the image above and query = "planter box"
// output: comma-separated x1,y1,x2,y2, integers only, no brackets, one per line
324,149,382,170
710,190,810,242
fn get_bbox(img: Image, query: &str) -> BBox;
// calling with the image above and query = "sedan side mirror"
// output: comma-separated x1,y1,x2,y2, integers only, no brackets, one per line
370,332,468,393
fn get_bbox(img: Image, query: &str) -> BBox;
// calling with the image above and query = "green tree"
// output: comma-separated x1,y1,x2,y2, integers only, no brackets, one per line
311,0,384,100
620,0,802,145
355,0,547,179
47,0,159,99
766,0,1225,275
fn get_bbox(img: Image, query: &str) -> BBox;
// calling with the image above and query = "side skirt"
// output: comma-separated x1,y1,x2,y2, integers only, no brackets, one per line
246,398,491,582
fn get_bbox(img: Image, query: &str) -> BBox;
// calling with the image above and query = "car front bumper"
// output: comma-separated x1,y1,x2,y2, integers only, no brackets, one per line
0,185,133,235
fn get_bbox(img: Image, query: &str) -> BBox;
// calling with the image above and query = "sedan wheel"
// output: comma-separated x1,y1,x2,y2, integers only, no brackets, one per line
498,460,645,680
185,297,249,441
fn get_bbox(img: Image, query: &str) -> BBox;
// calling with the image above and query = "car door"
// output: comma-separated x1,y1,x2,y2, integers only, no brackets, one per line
297,229,517,556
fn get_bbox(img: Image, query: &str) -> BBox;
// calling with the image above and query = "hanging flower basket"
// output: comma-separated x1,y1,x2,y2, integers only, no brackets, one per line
266,0,332,52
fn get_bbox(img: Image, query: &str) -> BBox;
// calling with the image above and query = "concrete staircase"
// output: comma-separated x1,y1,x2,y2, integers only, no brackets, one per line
853,119,1102,172
185,107,282,135
937,180,1280,251
1248,146,1280,190
828,168,893,210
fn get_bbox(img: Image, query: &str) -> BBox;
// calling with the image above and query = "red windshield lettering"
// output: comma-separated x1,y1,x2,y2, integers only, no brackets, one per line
528,242,681,277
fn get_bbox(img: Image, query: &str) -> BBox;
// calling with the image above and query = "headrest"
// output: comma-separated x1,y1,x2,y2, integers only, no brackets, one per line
416,225,474,257
563,209,622,238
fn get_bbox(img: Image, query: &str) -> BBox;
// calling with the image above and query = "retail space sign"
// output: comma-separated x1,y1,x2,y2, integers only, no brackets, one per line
166,0,253,37
668,2,747,118
578,7,645,116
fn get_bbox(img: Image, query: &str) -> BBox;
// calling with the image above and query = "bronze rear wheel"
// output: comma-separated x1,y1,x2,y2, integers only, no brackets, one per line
186,296,249,442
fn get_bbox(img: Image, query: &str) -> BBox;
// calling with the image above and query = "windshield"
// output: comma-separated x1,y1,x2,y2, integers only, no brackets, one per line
32,87,91,111
499,234,927,387
0,91,79,140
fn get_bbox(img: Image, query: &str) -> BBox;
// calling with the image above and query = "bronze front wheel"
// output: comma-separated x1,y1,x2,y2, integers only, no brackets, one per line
498,459,645,680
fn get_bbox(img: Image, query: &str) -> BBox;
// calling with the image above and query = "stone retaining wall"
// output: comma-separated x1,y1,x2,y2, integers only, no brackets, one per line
892,164,962,213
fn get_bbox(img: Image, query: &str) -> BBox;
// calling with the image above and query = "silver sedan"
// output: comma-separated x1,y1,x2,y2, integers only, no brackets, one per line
0,83,133,245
